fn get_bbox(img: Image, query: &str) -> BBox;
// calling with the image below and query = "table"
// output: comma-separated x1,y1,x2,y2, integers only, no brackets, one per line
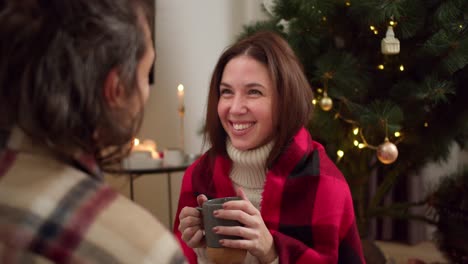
109,164,189,226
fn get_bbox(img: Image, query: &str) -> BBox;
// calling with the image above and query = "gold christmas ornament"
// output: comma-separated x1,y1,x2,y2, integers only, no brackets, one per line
381,26,400,55
376,138,398,164
319,93,333,111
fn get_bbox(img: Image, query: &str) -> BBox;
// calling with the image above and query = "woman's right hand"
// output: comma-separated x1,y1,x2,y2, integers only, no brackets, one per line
178,194,208,248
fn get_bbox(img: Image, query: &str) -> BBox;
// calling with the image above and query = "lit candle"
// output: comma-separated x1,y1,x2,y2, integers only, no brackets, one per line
133,138,140,147
177,84,184,111
124,138,162,169
131,138,160,159
177,84,185,151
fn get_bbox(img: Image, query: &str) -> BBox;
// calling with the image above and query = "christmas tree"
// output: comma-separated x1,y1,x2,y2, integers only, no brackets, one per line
242,0,468,235
429,167,468,262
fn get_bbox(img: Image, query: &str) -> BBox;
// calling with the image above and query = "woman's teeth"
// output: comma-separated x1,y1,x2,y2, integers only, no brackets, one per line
233,123,253,131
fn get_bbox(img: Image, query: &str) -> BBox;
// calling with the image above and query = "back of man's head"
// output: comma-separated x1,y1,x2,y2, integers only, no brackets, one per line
0,0,152,165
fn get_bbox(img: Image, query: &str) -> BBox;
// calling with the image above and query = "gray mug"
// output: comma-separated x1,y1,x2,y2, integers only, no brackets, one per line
198,196,243,248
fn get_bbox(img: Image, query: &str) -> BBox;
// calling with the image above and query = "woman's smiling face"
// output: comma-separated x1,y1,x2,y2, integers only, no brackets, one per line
217,55,277,151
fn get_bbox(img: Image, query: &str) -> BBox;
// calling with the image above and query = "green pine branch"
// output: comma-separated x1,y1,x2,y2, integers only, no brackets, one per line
245,0,468,234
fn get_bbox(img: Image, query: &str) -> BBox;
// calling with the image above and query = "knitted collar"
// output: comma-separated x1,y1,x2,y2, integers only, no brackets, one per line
226,139,274,188
226,139,274,167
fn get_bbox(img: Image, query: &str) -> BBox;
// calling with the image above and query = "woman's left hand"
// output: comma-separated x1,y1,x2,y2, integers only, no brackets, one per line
213,188,277,264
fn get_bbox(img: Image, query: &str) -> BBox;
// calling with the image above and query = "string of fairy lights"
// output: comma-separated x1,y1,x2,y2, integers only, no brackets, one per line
262,0,462,165
312,2,401,165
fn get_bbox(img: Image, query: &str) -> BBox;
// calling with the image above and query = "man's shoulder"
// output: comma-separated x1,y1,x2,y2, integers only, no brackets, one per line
0,152,186,263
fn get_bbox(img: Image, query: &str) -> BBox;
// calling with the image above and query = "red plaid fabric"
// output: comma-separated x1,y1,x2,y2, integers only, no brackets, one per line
174,127,365,263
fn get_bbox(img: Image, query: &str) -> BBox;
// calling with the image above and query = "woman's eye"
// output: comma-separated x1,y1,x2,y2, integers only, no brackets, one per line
249,89,262,95
220,88,232,95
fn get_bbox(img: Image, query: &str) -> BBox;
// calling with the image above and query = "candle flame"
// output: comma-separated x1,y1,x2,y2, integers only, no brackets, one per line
150,149,160,159
177,84,184,93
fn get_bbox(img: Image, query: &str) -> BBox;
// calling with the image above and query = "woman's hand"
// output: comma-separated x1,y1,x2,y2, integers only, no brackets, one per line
213,188,277,264
178,194,208,248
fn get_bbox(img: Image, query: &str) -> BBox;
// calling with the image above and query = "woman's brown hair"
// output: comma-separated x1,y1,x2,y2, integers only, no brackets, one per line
204,31,314,167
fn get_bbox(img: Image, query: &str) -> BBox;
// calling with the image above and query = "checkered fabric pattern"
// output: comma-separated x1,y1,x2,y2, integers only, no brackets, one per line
174,128,365,264
0,129,186,264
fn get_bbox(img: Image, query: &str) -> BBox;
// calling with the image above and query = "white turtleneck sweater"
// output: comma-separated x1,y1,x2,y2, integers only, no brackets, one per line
226,140,274,210
196,141,278,264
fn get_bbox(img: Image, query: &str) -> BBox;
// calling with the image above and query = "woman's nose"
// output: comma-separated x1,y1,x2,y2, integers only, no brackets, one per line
230,95,247,114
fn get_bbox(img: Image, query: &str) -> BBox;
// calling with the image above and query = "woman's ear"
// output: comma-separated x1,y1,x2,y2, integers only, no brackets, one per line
103,69,125,108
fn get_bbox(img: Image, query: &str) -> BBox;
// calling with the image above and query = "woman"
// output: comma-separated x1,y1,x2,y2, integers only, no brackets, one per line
0,0,185,263
174,31,365,264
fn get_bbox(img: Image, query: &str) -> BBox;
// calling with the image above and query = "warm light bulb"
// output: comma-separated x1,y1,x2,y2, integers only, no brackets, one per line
312,99,317,105
389,21,395,26
354,140,359,146
378,64,385,70
133,138,140,146
322,16,327,21
353,128,359,135
317,88,323,93
370,26,375,31
394,131,401,137
345,2,351,6
358,143,365,149
373,30,379,35
424,122,429,127
399,65,405,71
337,150,344,158
459,25,463,29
